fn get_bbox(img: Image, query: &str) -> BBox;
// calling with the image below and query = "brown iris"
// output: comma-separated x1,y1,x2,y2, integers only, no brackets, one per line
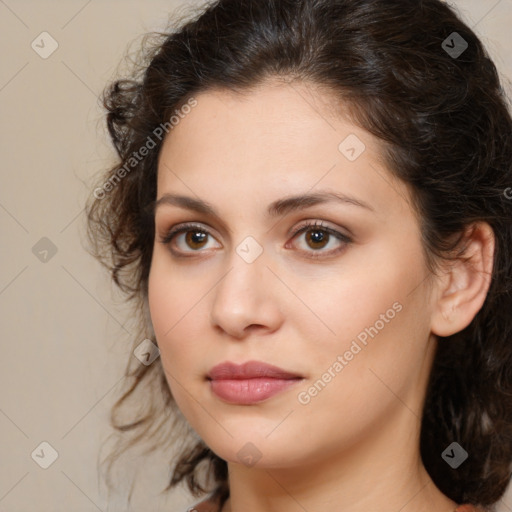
185,230,208,250
305,228,329,250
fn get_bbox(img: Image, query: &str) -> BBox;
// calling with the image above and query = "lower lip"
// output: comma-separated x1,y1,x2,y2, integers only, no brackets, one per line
209,377,302,404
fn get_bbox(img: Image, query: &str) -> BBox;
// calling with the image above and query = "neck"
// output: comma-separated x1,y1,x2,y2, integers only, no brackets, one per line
220,406,457,512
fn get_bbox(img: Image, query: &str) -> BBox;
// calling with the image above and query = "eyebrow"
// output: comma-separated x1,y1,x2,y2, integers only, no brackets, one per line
153,190,375,219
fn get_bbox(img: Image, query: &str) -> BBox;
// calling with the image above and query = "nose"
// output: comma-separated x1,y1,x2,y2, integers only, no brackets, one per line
209,248,284,339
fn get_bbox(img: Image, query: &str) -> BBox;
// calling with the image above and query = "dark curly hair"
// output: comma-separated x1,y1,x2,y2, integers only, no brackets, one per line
85,0,512,510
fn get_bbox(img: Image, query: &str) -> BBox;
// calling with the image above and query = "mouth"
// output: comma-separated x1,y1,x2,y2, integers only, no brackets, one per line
206,360,304,405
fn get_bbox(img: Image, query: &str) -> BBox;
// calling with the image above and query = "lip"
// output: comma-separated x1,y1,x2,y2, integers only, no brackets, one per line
208,360,303,380
207,361,304,405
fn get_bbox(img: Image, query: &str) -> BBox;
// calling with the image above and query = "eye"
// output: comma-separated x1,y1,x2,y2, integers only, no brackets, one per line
158,220,352,259
287,220,352,259
159,222,221,256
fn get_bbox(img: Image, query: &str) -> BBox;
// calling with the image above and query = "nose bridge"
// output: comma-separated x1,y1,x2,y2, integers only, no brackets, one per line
216,237,267,308
209,236,281,336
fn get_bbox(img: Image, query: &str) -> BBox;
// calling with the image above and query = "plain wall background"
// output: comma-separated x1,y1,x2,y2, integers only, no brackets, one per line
1,1,511,511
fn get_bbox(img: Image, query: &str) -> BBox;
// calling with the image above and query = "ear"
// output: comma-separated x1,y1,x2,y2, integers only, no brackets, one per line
430,221,495,337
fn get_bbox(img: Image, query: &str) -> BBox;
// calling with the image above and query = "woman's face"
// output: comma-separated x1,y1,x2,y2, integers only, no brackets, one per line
148,81,438,469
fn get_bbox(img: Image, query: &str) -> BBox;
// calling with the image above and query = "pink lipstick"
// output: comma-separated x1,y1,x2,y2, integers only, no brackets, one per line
207,360,303,405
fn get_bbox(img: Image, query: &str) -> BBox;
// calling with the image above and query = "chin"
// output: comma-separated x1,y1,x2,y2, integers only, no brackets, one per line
202,433,308,470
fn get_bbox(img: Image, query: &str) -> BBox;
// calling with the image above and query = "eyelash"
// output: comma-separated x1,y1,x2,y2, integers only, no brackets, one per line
158,220,352,259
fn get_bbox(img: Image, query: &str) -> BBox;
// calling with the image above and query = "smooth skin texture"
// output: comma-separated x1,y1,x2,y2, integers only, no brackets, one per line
148,80,495,512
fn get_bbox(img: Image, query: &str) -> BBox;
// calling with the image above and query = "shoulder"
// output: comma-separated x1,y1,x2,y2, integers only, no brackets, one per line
186,500,489,512
455,505,490,512
186,496,220,512
186,498,487,512
187,500,488,512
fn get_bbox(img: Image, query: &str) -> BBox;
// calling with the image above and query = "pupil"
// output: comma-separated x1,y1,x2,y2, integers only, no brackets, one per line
187,231,207,248
308,229,328,248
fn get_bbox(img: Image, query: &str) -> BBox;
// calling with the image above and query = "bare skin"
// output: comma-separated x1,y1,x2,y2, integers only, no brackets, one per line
148,79,494,512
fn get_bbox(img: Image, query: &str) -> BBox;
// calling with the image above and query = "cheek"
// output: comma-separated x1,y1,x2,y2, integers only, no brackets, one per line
294,261,401,350
147,264,200,416
148,250,197,335
290,298,424,458
148,261,174,342
147,255,209,377
293,249,428,397
148,257,188,362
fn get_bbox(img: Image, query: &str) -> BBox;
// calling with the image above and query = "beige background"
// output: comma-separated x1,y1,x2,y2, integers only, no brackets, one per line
1,1,511,511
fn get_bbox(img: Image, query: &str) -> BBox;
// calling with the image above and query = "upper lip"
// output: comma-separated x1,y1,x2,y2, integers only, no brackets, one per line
207,360,303,380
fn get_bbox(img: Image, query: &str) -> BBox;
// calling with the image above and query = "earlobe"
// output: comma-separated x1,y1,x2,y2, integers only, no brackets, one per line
431,222,495,338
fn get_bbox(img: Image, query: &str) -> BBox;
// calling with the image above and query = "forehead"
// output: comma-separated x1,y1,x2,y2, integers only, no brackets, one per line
155,81,412,222
158,81,383,169
170,80,358,136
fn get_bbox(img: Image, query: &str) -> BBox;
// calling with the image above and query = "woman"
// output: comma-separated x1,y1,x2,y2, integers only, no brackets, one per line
86,1,512,511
